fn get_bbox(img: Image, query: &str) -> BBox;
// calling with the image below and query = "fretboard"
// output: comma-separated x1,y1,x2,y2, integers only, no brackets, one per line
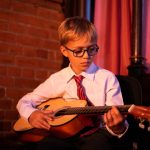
55,105,132,116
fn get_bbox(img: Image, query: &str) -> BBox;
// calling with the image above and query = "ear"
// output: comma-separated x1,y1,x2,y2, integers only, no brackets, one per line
60,45,68,57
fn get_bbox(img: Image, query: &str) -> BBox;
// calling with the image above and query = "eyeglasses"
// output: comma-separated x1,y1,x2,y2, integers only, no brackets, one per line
63,44,99,57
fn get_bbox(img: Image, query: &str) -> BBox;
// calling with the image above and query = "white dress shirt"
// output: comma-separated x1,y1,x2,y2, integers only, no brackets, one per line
17,63,126,137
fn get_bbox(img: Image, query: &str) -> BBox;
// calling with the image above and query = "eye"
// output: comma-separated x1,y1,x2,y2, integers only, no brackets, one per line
74,49,83,54
89,47,95,51
88,46,97,52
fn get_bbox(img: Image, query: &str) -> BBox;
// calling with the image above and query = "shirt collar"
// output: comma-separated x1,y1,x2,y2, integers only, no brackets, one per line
65,63,99,83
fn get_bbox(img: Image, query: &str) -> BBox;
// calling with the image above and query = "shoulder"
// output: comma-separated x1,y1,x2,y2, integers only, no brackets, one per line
94,66,119,85
96,66,116,78
87,63,117,81
50,67,70,78
89,63,115,76
47,66,72,83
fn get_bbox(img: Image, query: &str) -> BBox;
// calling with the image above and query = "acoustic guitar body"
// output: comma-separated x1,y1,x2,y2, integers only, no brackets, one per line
14,98,94,142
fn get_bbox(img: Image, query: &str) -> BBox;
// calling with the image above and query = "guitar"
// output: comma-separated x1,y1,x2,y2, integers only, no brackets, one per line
13,98,150,142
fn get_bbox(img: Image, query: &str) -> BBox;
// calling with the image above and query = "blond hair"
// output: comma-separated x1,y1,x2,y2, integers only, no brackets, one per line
58,16,97,45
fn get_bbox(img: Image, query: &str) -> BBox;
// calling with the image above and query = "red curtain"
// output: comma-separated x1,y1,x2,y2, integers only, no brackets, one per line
94,0,132,75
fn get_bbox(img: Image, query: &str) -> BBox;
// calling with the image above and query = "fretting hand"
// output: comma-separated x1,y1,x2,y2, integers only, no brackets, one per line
103,106,126,134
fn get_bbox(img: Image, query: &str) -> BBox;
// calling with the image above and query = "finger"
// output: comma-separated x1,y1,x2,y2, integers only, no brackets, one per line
110,107,125,125
43,114,54,122
42,110,54,114
41,110,55,119
40,120,50,130
111,106,124,120
103,111,113,126
105,110,113,124
111,106,120,116
107,110,113,121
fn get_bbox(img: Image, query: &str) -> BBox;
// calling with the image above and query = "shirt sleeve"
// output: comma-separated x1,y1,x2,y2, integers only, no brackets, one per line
105,120,129,138
105,74,124,105
16,93,49,120
104,74,129,137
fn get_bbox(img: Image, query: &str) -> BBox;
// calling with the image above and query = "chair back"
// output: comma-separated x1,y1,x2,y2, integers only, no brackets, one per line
116,75,142,105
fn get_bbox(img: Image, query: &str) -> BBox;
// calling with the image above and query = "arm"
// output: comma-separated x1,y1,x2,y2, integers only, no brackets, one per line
104,74,128,137
16,74,59,130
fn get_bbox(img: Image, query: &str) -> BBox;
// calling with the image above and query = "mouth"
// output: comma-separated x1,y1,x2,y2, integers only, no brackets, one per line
80,62,91,67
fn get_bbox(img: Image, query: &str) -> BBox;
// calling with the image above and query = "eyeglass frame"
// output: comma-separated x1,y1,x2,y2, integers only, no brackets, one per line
63,44,99,57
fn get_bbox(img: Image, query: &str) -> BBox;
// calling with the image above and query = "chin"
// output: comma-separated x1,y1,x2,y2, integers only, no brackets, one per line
80,67,89,72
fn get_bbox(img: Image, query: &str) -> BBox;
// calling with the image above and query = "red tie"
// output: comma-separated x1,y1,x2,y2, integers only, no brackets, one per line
74,75,100,137
74,75,87,100
74,75,93,106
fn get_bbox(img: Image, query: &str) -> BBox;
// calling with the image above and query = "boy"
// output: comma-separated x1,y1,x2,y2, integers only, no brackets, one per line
16,17,131,150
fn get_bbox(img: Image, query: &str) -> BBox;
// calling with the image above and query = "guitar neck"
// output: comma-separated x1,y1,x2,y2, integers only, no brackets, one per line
56,105,132,116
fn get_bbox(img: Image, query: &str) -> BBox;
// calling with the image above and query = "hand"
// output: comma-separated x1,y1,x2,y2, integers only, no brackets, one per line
28,110,54,130
103,106,126,134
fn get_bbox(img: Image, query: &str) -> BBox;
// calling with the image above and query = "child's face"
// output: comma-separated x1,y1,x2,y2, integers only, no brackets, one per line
60,37,97,75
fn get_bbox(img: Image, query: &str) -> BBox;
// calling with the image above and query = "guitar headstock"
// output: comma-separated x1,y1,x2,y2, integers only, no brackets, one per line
128,105,150,131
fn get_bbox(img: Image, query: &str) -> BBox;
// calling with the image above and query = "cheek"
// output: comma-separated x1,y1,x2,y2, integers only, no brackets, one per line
68,57,80,66
69,57,77,64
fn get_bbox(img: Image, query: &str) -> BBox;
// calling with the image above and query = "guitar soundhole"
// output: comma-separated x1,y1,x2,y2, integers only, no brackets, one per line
43,105,49,110
55,109,66,117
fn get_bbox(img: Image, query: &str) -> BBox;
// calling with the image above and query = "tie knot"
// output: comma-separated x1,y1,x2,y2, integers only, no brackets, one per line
74,75,84,83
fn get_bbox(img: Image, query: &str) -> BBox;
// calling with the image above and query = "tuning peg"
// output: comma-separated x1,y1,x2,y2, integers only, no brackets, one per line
139,122,145,129
147,126,150,132
147,120,150,132
139,118,145,129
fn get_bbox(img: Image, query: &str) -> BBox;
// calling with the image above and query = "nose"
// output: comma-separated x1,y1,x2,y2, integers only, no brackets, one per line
82,50,89,58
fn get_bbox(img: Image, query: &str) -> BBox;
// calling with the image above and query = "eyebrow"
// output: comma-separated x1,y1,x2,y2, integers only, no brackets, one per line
72,44,97,50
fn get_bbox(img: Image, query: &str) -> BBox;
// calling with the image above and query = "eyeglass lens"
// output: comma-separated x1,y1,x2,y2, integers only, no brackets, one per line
74,45,99,57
